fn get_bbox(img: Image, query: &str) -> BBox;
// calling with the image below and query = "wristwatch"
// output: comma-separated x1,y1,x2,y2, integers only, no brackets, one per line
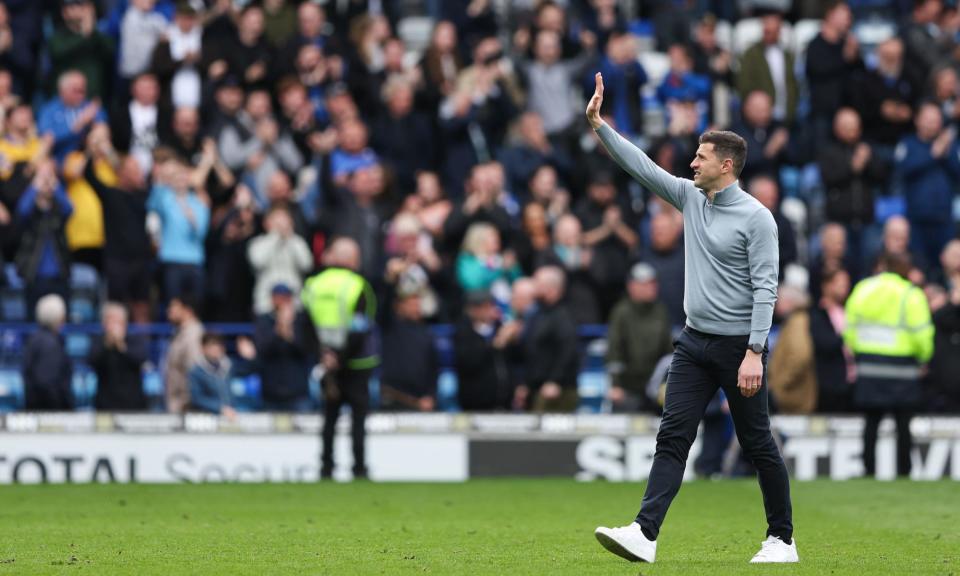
748,343,764,354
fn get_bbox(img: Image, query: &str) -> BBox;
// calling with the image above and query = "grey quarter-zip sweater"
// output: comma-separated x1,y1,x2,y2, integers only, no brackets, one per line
595,123,779,346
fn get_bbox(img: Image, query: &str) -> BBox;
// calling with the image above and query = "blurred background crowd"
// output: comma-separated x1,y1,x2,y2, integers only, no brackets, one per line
2,0,960,418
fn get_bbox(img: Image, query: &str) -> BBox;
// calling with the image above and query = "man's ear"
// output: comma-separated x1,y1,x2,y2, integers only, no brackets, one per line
721,158,733,174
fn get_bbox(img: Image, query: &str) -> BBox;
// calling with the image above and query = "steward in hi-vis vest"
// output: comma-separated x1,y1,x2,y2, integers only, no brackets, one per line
301,238,378,480
843,252,933,477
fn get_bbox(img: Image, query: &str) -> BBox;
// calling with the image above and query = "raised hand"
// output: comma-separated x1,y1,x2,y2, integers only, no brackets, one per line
585,72,605,130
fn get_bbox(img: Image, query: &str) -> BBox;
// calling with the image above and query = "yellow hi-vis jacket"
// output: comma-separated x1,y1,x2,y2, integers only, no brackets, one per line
843,272,933,407
301,267,379,370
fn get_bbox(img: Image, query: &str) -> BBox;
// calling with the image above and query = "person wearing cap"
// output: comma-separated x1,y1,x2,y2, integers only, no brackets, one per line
253,283,315,413
453,289,520,411
587,72,796,563
48,0,114,100
605,263,673,413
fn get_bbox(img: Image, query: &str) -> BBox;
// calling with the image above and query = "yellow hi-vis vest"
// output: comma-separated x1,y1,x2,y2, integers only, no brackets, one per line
843,272,933,379
301,267,378,370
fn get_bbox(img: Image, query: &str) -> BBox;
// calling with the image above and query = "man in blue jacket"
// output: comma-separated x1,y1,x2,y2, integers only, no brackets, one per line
894,103,960,268
37,71,107,166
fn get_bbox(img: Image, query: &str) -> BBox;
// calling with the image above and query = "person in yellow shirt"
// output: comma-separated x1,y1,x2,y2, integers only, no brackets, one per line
0,105,47,180
61,125,113,268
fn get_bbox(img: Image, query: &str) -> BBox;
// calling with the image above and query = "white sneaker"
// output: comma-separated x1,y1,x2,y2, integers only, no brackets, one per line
594,522,656,563
749,535,799,563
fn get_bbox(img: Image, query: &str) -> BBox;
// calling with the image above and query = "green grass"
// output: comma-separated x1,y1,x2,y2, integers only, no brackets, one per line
0,480,957,575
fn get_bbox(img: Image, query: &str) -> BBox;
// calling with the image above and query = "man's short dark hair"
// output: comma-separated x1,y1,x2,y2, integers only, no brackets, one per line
201,333,224,347
823,0,847,17
699,131,747,177
878,251,913,279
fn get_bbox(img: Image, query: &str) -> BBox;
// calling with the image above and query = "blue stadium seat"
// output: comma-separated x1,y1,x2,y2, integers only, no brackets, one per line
577,339,610,414
65,333,92,359
71,365,98,409
70,264,101,323
230,374,262,412
0,292,26,323
436,369,459,412
0,367,24,412
3,264,24,289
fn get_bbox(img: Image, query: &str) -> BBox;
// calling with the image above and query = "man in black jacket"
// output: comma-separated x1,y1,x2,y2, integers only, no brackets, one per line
845,38,917,149
89,302,148,411
929,274,960,412
253,284,314,412
805,1,861,146
453,290,517,411
110,73,169,173
818,108,890,276
83,133,152,324
810,268,854,413
22,295,72,410
380,291,439,411
526,266,580,412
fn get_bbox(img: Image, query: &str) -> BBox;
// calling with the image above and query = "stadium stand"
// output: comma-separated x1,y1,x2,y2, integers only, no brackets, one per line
0,0,956,418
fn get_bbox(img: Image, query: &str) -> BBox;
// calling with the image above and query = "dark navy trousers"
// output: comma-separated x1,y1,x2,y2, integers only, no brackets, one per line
635,327,793,541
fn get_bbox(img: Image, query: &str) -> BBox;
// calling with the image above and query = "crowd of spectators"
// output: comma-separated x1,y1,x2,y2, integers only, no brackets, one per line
6,0,960,415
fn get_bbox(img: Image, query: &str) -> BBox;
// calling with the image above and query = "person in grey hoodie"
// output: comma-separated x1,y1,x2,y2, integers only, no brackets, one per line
587,72,797,565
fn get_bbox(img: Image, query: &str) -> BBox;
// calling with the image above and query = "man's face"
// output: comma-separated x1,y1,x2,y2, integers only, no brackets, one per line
588,182,615,206
834,110,861,144
467,301,498,324
821,227,846,259
534,31,561,64
916,105,943,140
103,309,127,337
61,76,87,108
245,91,272,120
338,121,367,152
884,220,910,254
827,3,852,33
271,293,293,312
267,173,292,203
175,12,197,32
761,14,781,44
9,106,33,133
627,279,658,303
240,9,264,39
877,40,903,75
63,2,90,30
167,300,183,324
203,341,226,362
530,167,557,199
174,108,199,139
216,86,244,115
298,3,324,37
132,76,159,105
120,156,145,190
690,143,726,189
751,179,778,211
744,92,772,127
650,215,679,252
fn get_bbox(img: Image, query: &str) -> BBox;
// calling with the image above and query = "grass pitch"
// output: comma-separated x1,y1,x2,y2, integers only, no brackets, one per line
0,479,957,575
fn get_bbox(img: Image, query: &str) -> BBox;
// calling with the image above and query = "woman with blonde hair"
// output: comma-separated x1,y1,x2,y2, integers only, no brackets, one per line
455,222,521,305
